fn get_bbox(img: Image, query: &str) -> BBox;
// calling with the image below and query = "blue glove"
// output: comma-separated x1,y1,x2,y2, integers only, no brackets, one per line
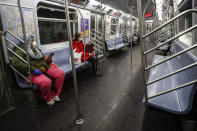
33,69,42,76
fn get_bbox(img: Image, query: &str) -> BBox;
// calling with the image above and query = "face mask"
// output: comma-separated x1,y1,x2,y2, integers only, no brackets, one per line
32,41,38,49
79,38,83,42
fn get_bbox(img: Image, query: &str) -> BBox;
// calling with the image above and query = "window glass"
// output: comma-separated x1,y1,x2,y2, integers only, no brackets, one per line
39,21,68,44
178,14,192,46
111,18,116,24
98,15,102,33
91,15,95,37
91,15,95,30
111,25,116,34
37,8,66,19
0,16,3,31
75,22,78,37
37,4,78,45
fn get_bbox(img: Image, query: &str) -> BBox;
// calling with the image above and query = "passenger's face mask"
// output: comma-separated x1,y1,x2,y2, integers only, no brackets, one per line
32,41,38,49
79,38,83,42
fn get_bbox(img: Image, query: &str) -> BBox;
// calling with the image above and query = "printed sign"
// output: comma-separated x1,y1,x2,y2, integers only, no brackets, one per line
80,18,89,37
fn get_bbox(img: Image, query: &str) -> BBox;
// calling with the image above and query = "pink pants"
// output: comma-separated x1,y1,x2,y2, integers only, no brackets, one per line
32,68,65,102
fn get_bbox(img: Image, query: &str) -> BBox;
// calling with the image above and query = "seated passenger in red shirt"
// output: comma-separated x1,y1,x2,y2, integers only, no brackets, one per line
72,33,102,76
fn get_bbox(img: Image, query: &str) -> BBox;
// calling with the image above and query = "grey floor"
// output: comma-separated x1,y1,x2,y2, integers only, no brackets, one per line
0,45,182,131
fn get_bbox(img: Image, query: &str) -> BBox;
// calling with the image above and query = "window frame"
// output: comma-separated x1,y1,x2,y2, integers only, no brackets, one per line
36,3,78,47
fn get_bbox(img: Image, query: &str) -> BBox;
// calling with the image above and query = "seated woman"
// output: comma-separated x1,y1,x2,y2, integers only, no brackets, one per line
72,33,102,76
12,35,65,105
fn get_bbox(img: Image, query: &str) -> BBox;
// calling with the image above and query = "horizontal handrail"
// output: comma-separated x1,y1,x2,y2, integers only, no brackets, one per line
143,9,197,38
110,30,116,34
148,79,197,99
91,32,103,40
38,17,67,22
10,64,31,83
91,41,103,49
7,47,27,64
93,47,102,53
122,33,128,36
91,29,103,36
122,35,128,40
5,31,24,43
5,38,26,54
154,26,176,38
144,24,197,55
91,37,103,45
155,32,175,43
146,42,197,71
147,61,197,86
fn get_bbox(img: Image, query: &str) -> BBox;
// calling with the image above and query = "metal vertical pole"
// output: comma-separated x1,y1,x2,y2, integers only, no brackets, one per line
17,0,32,88
102,15,107,59
115,18,117,50
83,1,86,63
137,0,148,107
83,17,86,63
63,0,84,125
76,6,86,63
170,0,174,38
130,10,133,66
192,0,196,46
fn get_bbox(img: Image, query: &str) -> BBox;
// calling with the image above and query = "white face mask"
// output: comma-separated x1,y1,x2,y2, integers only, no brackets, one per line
32,41,38,49
79,38,83,42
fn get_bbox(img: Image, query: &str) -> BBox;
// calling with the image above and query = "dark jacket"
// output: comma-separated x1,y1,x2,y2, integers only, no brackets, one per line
12,47,50,76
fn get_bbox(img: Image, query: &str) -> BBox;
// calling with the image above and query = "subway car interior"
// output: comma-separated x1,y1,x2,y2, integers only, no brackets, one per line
0,0,197,131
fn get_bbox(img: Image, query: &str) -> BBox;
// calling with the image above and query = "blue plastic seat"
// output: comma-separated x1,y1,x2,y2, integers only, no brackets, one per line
115,37,125,50
106,39,115,51
143,41,197,114
43,46,90,74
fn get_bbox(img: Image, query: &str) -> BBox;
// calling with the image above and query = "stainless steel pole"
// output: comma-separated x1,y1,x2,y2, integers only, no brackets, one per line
103,15,107,59
130,9,133,67
76,7,86,63
63,0,84,125
137,0,148,106
17,0,33,88
115,18,117,50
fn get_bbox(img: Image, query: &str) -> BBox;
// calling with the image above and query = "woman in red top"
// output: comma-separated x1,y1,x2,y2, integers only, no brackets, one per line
72,33,102,76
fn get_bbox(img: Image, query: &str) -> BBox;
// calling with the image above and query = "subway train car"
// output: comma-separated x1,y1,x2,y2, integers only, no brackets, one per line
1,0,197,131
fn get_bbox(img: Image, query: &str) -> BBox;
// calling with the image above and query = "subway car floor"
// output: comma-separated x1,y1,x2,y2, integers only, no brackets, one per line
0,45,182,131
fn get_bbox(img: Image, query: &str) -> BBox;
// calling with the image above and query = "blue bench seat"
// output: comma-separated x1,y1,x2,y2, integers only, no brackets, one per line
116,37,125,49
106,39,115,51
14,44,104,89
106,36,127,51
143,41,197,114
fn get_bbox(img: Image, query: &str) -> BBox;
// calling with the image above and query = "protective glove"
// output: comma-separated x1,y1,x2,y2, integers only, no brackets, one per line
32,69,42,76
40,67,46,73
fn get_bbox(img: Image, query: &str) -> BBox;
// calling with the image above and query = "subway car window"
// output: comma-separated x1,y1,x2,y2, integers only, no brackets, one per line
98,15,102,33
111,18,116,24
111,25,116,34
39,21,68,44
91,15,95,37
37,5,77,44
179,14,192,46
0,16,2,31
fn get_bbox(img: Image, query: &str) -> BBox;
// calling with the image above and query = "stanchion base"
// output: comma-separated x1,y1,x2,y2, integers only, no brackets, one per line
71,115,85,127
76,119,85,125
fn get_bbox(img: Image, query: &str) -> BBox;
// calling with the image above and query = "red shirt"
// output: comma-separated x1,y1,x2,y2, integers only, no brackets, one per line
72,39,91,62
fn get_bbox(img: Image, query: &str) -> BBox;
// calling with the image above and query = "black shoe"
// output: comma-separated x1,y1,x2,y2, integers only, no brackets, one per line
156,50,168,56
94,71,102,76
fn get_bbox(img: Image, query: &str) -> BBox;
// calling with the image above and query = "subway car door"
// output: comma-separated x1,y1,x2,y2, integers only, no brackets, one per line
90,13,104,56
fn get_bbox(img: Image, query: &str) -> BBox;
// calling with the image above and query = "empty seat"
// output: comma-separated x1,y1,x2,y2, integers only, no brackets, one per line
115,37,125,49
143,41,197,114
